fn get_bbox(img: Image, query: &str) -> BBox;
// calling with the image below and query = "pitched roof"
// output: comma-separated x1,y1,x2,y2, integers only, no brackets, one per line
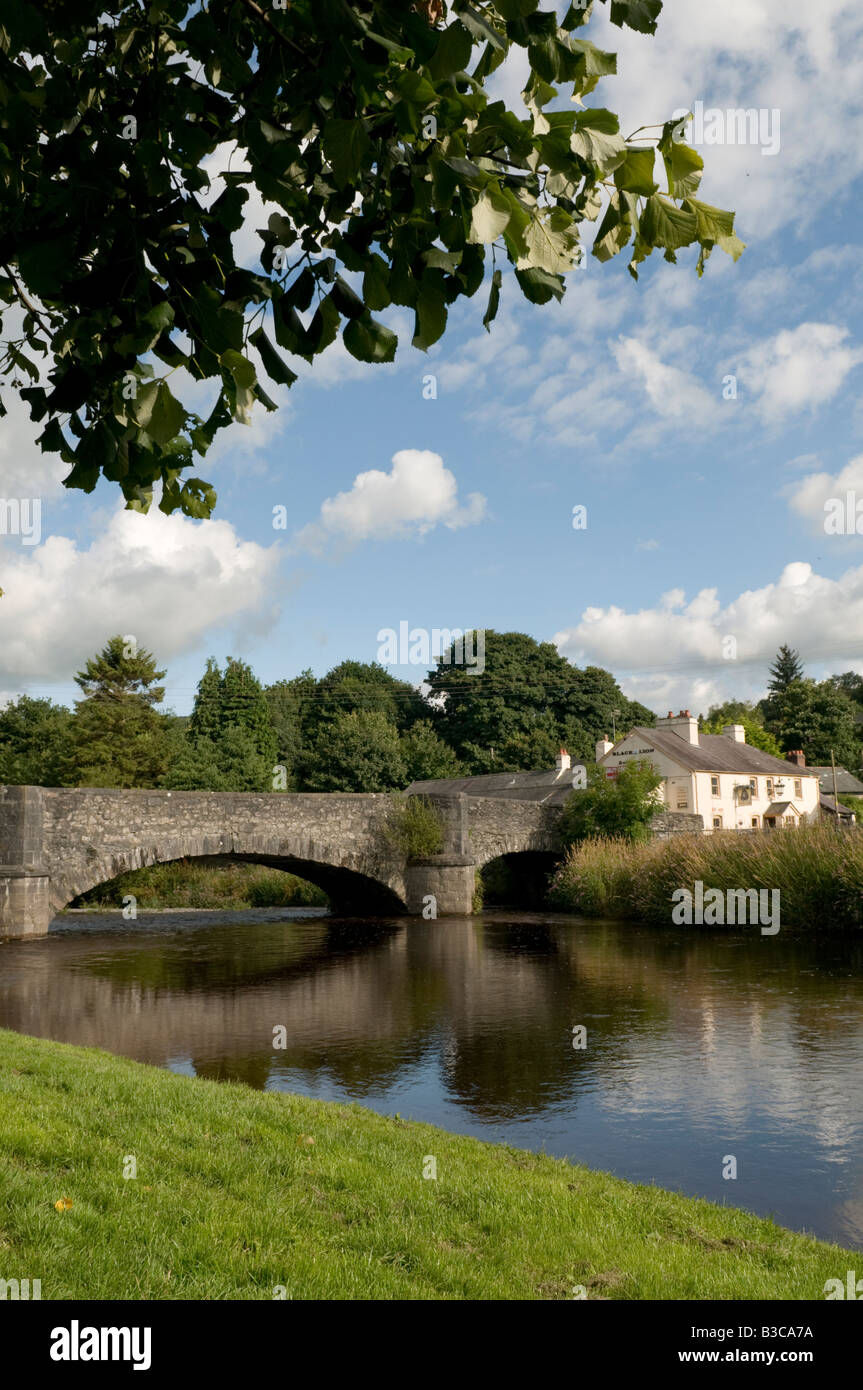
619,727,820,777
807,766,863,795
406,767,572,805
820,792,856,816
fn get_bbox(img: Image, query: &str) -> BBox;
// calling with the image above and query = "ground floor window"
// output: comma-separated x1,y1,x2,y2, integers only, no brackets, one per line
712,815,723,829
751,816,760,828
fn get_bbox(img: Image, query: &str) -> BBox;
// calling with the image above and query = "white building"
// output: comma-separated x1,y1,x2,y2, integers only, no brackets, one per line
596,711,821,832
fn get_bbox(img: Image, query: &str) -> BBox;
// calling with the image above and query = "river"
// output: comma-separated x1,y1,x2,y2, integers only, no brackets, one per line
1,908,862,1250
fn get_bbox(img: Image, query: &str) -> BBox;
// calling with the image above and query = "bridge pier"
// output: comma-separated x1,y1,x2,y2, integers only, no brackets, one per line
404,857,476,916
0,786,54,938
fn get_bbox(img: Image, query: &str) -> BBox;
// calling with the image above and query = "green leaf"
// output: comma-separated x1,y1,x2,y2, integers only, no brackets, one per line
413,278,448,350
570,108,626,174
592,189,635,262
363,254,392,311
343,312,398,364
219,349,257,425
456,4,506,50
482,267,502,331
322,118,371,188
515,265,565,304
132,380,186,445
469,186,514,244
608,0,663,33
517,207,582,274
614,145,658,196
639,195,698,251
250,326,299,386
330,275,365,319
658,124,704,198
427,21,474,80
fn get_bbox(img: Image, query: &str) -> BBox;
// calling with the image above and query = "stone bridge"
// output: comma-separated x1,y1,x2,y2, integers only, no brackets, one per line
0,784,563,938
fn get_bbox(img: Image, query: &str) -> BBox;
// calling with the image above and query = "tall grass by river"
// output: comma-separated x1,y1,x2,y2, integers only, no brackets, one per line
550,824,863,929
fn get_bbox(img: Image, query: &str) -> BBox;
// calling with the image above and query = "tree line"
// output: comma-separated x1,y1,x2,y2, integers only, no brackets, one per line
1,637,860,793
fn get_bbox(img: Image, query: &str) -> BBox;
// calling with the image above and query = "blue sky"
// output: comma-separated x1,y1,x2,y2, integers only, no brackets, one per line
3,0,863,718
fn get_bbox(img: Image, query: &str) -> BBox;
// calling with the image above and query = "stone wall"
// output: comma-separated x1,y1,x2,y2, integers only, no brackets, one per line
650,811,705,839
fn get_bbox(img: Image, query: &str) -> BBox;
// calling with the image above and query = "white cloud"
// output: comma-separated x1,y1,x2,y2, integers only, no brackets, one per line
554,559,863,712
0,505,280,689
290,449,487,554
736,323,863,423
785,454,863,534
613,336,720,422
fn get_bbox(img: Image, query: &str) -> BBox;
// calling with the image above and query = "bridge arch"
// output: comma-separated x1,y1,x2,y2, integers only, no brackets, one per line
53,833,408,919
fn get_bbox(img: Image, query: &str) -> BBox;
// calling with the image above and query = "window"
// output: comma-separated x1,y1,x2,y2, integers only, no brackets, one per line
713,814,723,829
751,817,760,828
766,777,774,798
711,776,720,797
784,815,795,827
794,778,802,799
750,777,757,797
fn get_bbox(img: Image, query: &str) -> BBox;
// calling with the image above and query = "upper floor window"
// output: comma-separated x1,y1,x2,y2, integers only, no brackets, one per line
711,776,720,797
794,778,803,799
766,777,774,798
750,778,757,796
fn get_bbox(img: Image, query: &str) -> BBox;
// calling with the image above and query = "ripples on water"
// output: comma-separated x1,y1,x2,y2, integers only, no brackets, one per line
2,907,862,1249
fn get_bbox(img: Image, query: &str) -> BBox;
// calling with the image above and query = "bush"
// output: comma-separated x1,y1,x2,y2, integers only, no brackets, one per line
385,795,444,861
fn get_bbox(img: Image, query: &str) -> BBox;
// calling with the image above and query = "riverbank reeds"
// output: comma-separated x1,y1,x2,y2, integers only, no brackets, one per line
549,824,863,929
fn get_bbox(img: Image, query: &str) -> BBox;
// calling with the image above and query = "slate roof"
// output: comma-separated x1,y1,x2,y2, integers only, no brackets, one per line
406,766,573,805
616,728,820,778
820,792,856,817
807,766,863,796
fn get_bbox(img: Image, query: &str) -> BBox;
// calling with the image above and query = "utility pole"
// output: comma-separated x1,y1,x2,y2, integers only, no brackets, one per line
831,748,840,829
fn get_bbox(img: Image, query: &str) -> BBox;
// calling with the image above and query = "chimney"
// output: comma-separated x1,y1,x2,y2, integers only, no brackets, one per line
555,748,571,773
656,710,699,745
786,749,806,767
722,724,746,744
595,735,614,762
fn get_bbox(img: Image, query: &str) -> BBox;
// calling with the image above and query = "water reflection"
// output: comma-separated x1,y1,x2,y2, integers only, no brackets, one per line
1,908,862,1249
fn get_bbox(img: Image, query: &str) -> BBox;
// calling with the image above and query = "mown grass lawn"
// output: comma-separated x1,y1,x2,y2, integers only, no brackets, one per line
0,1027,854,1300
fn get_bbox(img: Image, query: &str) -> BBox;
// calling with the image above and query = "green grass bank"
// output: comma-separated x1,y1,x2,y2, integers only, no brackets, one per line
0,1029,854,1300
550,824,863,929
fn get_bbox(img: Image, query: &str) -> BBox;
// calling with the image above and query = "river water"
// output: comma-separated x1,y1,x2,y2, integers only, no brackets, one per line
1,908,862,1250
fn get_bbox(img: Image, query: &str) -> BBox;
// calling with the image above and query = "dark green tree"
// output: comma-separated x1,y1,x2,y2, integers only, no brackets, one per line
767,645,805,693
401,719,462,781
188,658,224,743
304,709,407,792
314,660,427,731
0,1,741,519
558,759,663,844
0,696,71,786
264,669,321,788
61,636,176,786
760,679,860,768
219,657,278,769
425,630,650,772
162,726,272,791
74,634,166,704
